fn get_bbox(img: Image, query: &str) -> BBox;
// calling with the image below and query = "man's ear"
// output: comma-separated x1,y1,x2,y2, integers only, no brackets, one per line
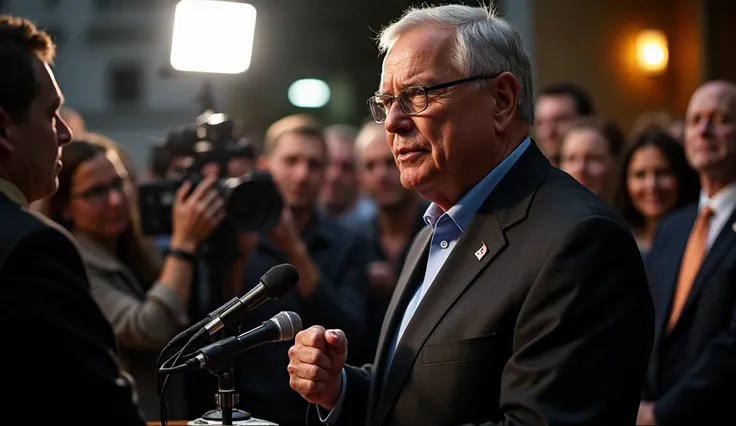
0,108,14,159
256,154,269,172
492,73,521,133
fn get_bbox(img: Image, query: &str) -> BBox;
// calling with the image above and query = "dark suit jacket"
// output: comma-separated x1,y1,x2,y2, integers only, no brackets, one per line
643,203,736,426
0,192,145,425
310,142,654,426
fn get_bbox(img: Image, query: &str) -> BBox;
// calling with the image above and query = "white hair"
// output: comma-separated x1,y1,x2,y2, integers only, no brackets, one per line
378,2,534,123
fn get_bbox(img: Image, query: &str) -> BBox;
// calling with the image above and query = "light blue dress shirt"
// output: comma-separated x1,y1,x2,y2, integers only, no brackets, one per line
319,137,531,424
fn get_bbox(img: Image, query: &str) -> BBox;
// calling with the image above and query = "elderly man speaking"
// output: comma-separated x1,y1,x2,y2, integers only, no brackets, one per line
287,4,654,426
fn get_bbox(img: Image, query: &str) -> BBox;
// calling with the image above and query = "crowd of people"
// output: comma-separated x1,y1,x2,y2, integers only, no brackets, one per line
0,3,734,426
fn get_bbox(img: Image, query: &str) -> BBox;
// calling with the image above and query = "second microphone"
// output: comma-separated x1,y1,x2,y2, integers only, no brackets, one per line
184,311,303,372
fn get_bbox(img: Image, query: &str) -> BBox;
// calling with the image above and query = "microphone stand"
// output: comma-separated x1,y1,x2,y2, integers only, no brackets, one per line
200,366,250,425
188,361,278,425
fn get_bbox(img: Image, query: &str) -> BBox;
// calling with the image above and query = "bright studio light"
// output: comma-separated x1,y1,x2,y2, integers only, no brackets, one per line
170,0,257,74
288,79,331,108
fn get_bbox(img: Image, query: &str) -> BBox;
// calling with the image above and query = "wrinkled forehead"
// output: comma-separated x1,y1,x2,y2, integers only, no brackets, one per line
379,26,457,93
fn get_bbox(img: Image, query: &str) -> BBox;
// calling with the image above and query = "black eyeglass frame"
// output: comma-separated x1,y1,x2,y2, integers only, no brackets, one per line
71,176,126,205
366,75,495,123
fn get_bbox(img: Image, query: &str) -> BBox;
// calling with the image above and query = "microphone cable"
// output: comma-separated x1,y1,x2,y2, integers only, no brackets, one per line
157,332,201,426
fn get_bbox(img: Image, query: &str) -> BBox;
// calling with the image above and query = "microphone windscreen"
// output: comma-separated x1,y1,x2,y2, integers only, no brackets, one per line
261,263,299,298
273,311,302,341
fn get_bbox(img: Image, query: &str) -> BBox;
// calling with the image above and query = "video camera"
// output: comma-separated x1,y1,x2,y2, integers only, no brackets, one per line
138,111,283,237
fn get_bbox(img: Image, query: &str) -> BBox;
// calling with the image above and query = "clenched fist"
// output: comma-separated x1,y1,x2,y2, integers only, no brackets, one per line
287,326,347,410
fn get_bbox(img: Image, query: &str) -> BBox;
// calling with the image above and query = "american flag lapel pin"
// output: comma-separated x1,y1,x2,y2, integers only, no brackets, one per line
475,241,488,261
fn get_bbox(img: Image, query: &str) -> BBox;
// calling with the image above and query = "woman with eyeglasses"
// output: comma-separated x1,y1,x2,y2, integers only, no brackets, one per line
39,138,225,421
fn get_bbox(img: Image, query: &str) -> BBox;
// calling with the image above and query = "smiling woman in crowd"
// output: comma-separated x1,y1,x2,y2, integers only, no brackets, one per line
613,131,700,257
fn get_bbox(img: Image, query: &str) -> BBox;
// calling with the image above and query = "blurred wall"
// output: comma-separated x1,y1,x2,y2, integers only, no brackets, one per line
704,0,736,82
534,0,705,132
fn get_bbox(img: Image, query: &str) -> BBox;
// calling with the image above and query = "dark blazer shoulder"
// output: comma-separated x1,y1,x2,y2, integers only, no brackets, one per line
500,141,629,235
513,164,634,258
658,203,698,234
0,194,79,270
646,203,698,266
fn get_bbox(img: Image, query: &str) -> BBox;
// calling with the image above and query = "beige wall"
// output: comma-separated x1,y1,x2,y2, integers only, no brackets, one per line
533,0,704,134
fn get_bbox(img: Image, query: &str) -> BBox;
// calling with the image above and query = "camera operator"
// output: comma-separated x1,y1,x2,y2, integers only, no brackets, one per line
0,15,145,425
231,114,371,426
40,137,226,421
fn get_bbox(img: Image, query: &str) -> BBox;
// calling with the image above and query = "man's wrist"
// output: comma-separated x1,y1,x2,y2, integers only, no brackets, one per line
322,373,343,410
316,369,346,424
169,238,197,253
284,240,308,260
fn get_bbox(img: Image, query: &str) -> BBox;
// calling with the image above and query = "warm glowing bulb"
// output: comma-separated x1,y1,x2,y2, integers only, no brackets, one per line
635,30,668,76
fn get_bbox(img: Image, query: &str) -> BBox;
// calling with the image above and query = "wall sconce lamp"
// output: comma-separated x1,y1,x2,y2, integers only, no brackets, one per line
635,29,668,76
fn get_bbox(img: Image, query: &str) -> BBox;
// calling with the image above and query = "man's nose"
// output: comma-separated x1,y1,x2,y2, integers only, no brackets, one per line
292,162,310,182
57,116,73,146
325,164,341,182
696,119,715,137
384,102,413,135
108,188,125,206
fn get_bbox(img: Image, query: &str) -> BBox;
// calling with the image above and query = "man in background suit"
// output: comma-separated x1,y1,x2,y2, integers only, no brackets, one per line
638,80,736,426
286,4,654,426
0,16,145,425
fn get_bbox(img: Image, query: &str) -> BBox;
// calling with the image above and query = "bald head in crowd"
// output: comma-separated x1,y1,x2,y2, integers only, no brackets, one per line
683,79,736,197
355,122,414,210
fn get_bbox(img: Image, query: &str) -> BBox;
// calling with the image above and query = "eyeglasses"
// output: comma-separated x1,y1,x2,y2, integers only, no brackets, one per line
366,75,492,124
72,177,126,207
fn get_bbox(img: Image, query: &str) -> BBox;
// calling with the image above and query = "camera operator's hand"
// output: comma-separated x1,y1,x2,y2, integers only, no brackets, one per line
170,176,226,252
269,208,302,254
269,208,320,296
236,232,260,258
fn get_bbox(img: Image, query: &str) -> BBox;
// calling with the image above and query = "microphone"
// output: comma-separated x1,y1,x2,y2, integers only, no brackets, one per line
165,297,241,349
202,263,300,336
185,311,302,371
169,263,299,348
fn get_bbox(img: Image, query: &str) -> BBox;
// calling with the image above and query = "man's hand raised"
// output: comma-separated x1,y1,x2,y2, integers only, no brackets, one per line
287,326,347,410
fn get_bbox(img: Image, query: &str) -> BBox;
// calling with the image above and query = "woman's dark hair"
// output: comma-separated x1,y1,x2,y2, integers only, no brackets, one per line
614,131,700,229
41,139,161,287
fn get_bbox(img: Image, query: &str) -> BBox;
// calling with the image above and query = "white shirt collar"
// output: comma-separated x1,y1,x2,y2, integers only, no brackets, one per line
699,181,736,218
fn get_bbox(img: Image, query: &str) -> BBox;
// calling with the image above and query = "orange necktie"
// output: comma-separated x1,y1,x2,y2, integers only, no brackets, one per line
667,206,714,331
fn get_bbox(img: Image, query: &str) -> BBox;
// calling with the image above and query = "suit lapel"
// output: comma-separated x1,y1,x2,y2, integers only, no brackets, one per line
371,141,550,426
675,207,736,330
652,209,695,342
368,227,431,417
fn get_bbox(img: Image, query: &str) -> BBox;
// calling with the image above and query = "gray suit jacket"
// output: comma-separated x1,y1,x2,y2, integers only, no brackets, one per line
311,141,654,426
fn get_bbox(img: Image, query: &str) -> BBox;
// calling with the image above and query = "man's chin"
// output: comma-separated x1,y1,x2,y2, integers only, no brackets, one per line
44,178,60,198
